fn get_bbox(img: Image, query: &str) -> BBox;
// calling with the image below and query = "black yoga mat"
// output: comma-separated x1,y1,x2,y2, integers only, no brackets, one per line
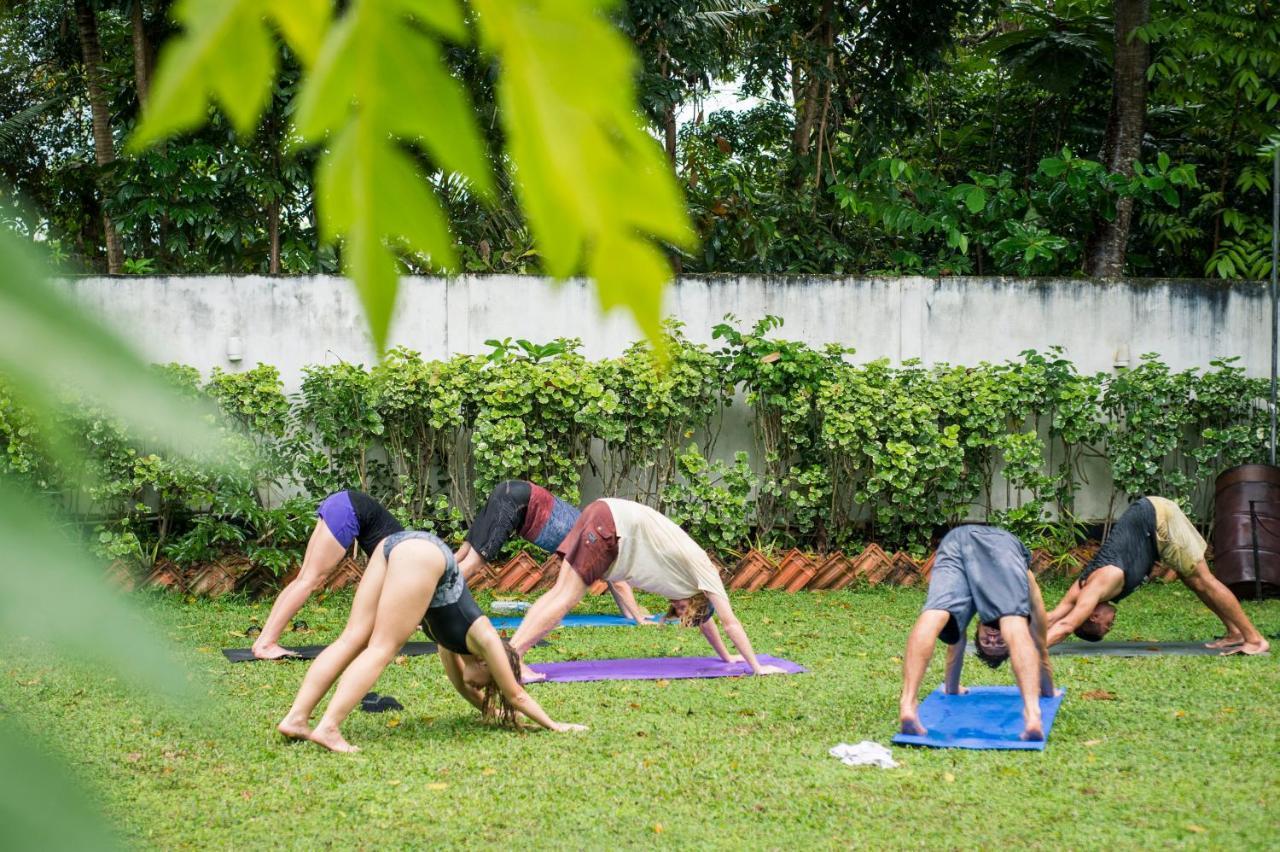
1048,641,1236,657
222,637,549,662
221,641,439,663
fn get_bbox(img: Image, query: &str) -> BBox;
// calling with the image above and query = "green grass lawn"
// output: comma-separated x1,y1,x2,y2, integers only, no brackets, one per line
3,581,1278,849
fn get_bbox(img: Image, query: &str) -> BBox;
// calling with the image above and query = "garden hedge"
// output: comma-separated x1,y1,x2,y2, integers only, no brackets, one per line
0,317,1268,582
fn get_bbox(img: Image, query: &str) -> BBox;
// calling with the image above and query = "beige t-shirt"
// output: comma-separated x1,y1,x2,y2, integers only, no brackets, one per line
601,499,727,601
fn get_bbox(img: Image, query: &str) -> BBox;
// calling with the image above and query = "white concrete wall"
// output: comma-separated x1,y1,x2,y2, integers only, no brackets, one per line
61,274,1271,520
63,274,1271,383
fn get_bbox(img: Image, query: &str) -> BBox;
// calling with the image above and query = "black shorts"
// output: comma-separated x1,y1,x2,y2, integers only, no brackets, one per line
465,480,533,561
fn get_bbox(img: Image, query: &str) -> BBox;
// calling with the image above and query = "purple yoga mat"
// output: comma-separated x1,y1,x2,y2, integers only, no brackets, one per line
526,654,807,683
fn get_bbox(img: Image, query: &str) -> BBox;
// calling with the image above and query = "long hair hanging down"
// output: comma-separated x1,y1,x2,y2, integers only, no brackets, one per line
666,592,714,628
480,639,523,728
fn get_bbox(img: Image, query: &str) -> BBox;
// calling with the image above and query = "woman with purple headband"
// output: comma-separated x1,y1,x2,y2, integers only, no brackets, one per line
252,490,402,660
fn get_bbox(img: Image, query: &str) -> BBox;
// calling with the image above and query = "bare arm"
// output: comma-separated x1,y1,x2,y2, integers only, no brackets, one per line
478,631,584,732
1044,581,1079,627
1045,578,1112,646
700,618,736,662
438,647,485,712
943,635,966,695
1027,572,1055,696
607,581,651,622
706,592,781,674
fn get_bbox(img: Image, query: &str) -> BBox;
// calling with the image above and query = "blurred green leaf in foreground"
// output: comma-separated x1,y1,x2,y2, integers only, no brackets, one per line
0,227,217,850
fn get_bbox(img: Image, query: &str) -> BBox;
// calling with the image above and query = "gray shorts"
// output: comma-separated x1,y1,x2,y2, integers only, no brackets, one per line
924,525,1032,644
383,530,463,608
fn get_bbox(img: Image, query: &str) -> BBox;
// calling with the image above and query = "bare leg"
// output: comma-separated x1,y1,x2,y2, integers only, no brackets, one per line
276,548,388,739
899,610,949,736
1000,616,1044,740
1182,562,1269,655
509,566,588,681
308,541,439,753
254,521,348,659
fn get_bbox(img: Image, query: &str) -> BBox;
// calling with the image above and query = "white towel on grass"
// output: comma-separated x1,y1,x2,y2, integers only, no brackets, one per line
829,741,899,769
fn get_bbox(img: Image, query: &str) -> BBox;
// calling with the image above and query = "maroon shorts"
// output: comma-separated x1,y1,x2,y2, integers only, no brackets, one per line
556,500,619,585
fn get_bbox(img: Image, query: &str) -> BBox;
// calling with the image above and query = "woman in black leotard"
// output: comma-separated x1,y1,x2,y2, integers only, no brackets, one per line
277,530,586,752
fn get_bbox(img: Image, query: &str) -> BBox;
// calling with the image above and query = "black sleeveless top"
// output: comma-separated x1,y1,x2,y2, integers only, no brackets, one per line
422,583,485,654
347,490,404,556
1078,498,1158,601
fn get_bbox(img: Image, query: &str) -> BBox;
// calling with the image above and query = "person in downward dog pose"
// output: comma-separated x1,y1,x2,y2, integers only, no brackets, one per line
899,525,1057,741
456,479,650,621
508,498,788,681
253,490,402,660
277,530,585,752
1045,496,1268,655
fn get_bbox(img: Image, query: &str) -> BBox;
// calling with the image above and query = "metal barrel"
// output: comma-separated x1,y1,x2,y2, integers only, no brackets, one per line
1213,464,1280,599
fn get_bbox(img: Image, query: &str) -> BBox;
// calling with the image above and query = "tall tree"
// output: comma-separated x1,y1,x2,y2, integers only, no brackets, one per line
127,0,152,105
1085,0,1150,276
739,0,973,183
73,0,123,272
623,0,755,165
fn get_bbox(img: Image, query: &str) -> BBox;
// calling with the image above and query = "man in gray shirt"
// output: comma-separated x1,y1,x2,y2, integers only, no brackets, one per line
898,525,1058,740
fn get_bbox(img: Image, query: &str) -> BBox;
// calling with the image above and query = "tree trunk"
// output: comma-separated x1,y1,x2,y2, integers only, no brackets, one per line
75,0,124,273
268,199,281,273
1085,0,1150,277
657,46,677,165
663,102,677,165
791,55,819,158
130,0,152,105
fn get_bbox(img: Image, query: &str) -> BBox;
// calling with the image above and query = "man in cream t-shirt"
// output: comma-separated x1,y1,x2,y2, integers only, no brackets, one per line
1046,496,1268,654
509,498,788,681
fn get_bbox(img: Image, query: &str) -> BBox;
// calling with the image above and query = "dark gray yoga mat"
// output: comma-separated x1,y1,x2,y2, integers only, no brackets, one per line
222,636,550,662
1049,641,1230,657
963,640,1241,658
221,641,438,663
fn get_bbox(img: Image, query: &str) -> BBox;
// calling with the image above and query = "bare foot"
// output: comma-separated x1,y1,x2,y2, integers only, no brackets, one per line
253,643,300,661
1222,638,1270,656
899,713,927,737
521,663,546,684
1021,716,1045,741
1205,635,1244,650
276,716,312,740
308,724,359,754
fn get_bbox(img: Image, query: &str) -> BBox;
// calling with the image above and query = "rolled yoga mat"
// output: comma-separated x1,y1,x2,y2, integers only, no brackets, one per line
892,686,1066,751
222,641,439,663
525,654,807,683
489,613,664,630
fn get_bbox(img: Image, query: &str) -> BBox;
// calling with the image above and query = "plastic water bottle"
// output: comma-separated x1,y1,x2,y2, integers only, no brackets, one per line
491,600,531,614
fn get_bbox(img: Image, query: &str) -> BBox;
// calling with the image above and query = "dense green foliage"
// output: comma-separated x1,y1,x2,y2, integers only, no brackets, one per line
4,0,1276,283
1,321,1268,571
3,584,1277,847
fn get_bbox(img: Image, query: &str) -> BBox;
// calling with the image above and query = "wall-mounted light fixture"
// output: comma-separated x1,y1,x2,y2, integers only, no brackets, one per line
227,335,244,363
1113,344,1130,371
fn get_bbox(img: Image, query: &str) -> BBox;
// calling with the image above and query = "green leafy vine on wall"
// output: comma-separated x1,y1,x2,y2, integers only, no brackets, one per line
0,320,1268,575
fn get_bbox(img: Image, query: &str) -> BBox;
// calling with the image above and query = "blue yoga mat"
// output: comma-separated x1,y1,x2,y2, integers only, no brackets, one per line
892,686,1066,751
488,613,664,630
